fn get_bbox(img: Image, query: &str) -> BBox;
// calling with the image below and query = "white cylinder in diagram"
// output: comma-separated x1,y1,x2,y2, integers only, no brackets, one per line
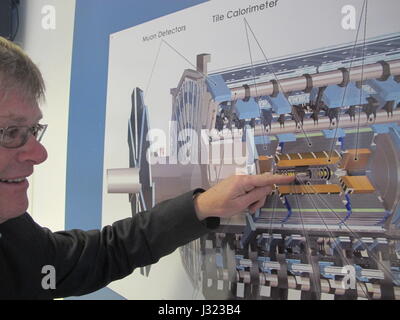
107,168,141,193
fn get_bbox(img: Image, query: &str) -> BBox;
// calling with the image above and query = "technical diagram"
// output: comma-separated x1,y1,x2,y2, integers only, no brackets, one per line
102,0,400,300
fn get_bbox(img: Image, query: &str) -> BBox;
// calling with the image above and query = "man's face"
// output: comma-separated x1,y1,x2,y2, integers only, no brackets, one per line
0,90,47,223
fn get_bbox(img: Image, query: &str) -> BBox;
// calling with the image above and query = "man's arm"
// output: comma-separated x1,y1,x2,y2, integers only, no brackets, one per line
48,190,215,298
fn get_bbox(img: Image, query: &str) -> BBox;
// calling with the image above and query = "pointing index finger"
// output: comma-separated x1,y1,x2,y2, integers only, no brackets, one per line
244,173,295,188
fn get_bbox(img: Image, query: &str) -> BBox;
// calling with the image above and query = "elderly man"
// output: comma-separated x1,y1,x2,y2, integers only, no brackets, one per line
0,37,294,299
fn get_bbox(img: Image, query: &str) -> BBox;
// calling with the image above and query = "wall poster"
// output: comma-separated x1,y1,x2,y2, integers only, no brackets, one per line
102,0,400,300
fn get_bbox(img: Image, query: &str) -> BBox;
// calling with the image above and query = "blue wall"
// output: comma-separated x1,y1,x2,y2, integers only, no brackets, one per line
66,0,208,230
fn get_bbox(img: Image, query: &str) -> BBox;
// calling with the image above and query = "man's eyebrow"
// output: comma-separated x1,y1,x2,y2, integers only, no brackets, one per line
0,113,43,124
0,115,27,123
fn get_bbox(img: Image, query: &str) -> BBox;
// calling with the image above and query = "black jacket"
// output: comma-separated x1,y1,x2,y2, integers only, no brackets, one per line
0,190,219,299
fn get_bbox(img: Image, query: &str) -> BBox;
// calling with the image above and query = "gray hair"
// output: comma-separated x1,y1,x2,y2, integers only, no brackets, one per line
0,37,45,103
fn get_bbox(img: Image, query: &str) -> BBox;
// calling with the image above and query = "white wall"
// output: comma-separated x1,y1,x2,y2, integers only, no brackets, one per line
14,0,76,231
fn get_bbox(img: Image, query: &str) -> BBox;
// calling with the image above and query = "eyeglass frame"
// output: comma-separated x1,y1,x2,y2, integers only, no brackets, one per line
0,123,48,149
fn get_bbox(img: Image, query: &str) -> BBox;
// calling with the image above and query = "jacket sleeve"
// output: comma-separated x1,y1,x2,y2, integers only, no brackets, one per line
48,189,219,298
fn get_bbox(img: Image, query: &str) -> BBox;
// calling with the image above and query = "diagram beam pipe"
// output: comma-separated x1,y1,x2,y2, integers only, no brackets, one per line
230,59,400,101
107,168,141,194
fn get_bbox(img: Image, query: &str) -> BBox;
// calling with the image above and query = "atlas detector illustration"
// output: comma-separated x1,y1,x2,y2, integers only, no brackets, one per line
107,33,400,300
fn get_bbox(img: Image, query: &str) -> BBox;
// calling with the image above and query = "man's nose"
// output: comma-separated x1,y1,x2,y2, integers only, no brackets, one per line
17,136,48,165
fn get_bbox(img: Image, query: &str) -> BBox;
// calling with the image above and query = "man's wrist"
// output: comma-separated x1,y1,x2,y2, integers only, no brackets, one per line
193,189,207,221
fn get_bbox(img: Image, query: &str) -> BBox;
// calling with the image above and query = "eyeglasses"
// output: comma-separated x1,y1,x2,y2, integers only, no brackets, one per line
0,123,48,149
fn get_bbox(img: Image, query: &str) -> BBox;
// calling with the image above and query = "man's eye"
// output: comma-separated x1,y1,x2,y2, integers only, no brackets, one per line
5,127,20,139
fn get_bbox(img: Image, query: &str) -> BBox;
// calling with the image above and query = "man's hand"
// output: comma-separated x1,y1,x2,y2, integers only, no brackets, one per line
194,174,295,220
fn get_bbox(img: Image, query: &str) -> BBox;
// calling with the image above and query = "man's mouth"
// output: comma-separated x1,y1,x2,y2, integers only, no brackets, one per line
0,177,27,184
